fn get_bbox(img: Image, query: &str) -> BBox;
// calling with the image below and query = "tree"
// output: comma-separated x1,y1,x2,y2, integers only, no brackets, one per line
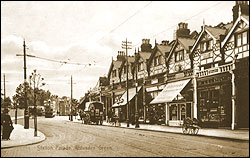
13,82,33,109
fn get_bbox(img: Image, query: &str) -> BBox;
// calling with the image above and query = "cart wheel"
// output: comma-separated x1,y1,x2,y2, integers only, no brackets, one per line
182,126,188,134
193,127,199,135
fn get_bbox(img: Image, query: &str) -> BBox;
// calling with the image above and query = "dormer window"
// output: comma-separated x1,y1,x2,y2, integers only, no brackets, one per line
175,50,184,62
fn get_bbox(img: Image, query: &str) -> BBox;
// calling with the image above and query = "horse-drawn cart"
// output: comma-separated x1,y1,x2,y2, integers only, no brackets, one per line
82,101,104,125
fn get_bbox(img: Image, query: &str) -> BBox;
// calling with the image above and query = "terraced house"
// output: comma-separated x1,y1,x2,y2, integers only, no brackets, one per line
94,1,248,130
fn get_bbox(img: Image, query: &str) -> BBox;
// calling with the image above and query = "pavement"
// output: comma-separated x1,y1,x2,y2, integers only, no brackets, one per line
68,116,249,142
1,116,46,149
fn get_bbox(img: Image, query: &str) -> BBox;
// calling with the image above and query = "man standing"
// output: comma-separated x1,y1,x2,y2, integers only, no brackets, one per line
1,109,14,140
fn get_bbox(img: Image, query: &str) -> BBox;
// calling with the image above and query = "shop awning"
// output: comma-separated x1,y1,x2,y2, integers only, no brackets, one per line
150,79,191,104
112,86,141,108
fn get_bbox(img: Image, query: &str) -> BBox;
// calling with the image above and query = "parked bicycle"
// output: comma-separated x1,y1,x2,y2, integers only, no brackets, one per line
182,117,200,135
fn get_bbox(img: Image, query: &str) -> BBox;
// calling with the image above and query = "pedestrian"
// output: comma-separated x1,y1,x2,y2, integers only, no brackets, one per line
1,109,14,140
108,110,112,123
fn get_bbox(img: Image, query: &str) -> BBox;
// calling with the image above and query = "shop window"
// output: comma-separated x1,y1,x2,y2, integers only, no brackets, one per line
179,104,186,120
170,104,177,120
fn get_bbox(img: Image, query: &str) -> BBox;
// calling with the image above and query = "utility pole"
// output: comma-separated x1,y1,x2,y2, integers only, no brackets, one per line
135,56,139,128
122,38,132,127
23,40,29,129
3,74,7,111
4,74,6,100
70,75,73,121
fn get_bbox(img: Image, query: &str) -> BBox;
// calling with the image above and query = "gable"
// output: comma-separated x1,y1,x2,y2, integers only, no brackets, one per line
222,15,249,48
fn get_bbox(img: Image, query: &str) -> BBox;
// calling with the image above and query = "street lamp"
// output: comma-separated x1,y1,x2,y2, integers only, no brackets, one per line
29,69,45,136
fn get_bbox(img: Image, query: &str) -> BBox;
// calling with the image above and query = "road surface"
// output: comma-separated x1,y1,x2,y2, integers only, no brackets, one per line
1,116,249,157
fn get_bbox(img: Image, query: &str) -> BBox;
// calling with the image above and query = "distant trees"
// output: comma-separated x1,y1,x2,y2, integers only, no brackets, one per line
12,82,52,109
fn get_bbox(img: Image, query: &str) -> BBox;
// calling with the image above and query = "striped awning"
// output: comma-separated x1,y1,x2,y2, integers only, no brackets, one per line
150,79,191,104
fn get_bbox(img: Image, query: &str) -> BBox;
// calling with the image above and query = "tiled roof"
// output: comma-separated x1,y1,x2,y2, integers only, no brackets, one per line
113,60,122,69
205,26,227,40
139,52,151,61
223,22,234,30
157,45,172,55
178,37,195,50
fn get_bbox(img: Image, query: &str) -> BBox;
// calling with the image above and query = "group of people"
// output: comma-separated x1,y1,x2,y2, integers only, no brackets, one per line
107,109,120,126
1,109,14,140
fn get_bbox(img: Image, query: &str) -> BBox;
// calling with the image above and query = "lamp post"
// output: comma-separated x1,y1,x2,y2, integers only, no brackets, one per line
14,101,18,124
29,69,45,136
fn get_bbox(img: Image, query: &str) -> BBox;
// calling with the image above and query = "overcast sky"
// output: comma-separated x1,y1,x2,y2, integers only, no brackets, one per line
1,1,235,100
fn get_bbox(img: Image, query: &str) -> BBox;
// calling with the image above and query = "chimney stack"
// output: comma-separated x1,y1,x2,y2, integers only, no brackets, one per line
176,22,191,38
141,38,152,52
232,1,249,23
117,51,125,61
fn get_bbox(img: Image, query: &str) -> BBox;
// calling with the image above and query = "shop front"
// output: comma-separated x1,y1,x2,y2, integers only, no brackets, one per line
197,72,232,128
112,87,141,122
150,79,192,126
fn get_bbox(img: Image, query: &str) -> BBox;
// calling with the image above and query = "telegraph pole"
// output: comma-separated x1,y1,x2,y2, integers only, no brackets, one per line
122,38,132,127
4,74,6,100
135,56,139,128
70,75,73,121
23,40,29,129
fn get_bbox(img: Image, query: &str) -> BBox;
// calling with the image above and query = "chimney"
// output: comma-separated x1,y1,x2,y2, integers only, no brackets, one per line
161,40,169,45
232,1,249,23
141,38,152,52
117,51,125,61
176,22,191,38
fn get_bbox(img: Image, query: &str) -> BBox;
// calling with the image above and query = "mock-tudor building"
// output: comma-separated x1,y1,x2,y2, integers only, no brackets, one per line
92,1,248,130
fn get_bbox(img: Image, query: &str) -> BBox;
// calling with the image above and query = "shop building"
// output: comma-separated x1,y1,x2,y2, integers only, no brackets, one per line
191,1,249,129
150,22,197,126
146,40,173,124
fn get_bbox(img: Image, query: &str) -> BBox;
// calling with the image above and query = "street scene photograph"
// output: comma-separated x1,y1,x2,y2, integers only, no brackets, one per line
1,1,249,157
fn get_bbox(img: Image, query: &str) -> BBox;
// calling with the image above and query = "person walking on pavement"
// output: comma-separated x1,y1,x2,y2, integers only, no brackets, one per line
1,109,14,140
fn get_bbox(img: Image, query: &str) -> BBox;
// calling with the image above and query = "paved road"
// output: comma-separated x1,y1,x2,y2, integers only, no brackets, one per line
1,117,249,157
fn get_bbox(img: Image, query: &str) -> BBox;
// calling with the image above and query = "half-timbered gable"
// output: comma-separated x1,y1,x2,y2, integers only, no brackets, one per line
107,51,125,85
191,25,231,71
167,38,195,74
133,51,151,80
222,14,249,63
148,43,171,77
119,56,135,83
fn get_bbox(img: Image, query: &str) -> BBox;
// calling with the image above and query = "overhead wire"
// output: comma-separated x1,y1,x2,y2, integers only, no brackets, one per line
132,1,223,47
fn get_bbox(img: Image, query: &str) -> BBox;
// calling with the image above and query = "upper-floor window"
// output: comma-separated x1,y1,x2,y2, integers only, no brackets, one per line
123,65,126,74
235,31,249,47
154,56,159,66
138,62,143,71
175,50,184,62
112,70,117,78
159,55,163,65
200,40,213,52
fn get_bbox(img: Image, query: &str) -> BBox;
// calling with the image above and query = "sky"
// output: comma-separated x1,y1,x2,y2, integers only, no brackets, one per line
1,1,236,101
